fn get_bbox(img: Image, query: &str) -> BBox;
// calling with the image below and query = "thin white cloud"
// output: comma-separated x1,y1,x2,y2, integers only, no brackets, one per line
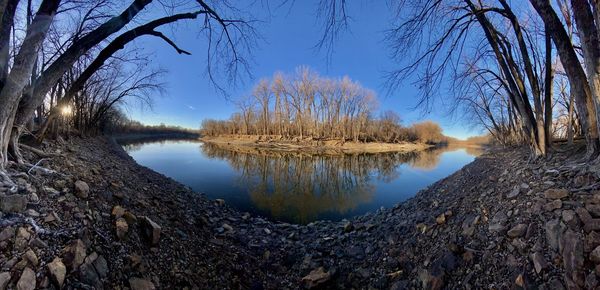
186,105,196,110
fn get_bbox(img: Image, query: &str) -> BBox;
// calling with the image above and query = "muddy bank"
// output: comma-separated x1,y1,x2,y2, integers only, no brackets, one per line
201,135,434,154
0,137,598,289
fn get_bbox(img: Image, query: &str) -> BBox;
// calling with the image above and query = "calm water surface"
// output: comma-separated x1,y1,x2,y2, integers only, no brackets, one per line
120,139,481,224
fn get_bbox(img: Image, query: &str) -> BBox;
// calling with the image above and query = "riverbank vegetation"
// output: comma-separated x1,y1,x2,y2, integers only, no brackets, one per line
201,67,448,145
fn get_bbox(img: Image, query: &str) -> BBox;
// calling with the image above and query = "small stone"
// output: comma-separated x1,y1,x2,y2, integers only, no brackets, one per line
0,226,14,242
590,245,600,263
515,273,525,287
14,227,31,251
416,223,428,234
264,228,272,235
545,219,564,251
544,200,563,211
576,207,593,224
343,221,353,232
0,272,11,290
79,262,100,288
16,267,35,290
544,188,569,199
584,219,600,232
141,217,161,245
436,213,446,225
587,204,600,218
129,277,156,290
61,239,86,270
461,215,479,236
116,218,129,240
24,209,39,217
74,180,89,199
530,252,546,273
111,206,125,218
23,250,38,267
222,223,233,232
488,211,508,233
0,194,27,213
302,267,331,289
215,199,225,206
93,256,108,278
507,224,527,238
27,193,38,203
562,210,578,227
507,187,520,199
123,211,137,225
47,258,66,288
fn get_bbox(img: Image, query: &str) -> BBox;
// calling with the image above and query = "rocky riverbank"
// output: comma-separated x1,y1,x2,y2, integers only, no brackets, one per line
0,137,598,289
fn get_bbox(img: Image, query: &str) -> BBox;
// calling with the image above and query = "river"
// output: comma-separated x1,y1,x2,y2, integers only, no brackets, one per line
120,138,482,224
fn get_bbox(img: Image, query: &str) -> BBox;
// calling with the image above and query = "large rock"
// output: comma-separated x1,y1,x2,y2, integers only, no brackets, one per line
129,277,156,290
16,267,35,290
141,217,161,245
0,194,27,213
47,258,66,288
74,180,89,199
544,188,569,199
302,267,331,289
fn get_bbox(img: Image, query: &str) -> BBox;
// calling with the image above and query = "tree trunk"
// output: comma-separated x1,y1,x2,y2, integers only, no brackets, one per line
544,23,554,148
568,88,575,145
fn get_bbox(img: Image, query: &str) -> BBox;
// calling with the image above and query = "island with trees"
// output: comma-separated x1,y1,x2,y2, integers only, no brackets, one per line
200,67,453,153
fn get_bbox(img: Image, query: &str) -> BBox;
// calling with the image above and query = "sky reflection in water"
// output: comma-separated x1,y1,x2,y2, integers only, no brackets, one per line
121,139,481,224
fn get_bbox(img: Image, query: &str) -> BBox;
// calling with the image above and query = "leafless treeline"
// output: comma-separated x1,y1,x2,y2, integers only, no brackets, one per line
202,67,447,144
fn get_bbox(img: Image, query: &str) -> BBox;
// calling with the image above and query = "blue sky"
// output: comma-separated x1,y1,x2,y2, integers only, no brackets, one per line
127,1,483,139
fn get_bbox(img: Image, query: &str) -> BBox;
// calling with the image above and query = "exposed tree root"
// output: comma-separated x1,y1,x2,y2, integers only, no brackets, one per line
8,159,61,176
20,143,59,158
0,169,18,193
0,214,72,238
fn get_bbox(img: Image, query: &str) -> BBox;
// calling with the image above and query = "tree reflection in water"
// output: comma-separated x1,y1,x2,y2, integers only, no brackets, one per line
200,143,480,224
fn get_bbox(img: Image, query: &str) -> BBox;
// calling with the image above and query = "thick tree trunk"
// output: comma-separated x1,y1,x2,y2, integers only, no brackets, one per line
571,0,600,157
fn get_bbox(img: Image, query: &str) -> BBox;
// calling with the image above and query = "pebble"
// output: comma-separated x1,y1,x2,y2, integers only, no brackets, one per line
74,180,90,199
